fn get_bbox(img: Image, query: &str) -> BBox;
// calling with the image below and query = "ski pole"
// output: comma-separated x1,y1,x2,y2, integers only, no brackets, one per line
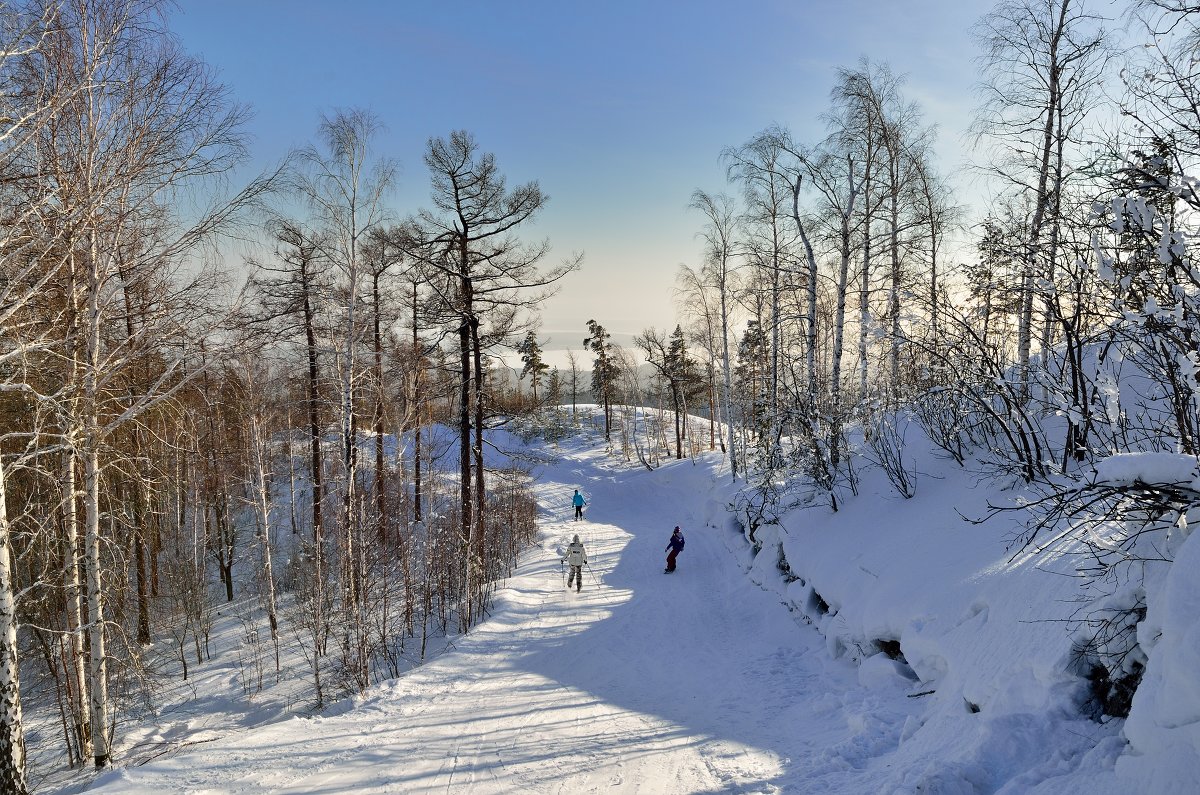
584,562,599,587
560,559,566,587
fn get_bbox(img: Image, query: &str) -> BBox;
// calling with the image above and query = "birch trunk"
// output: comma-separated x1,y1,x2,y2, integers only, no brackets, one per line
888,160,903,395
60,448,92,761
791,183,820,421
84,233,111,768
829,156,860,467
340,267,360,610
250,417,281,675
720,284,737,480
1020,0,1068,399
373,271,387,547
412,283,423,523
859,163,874,400
83,442,109,768
61,254,93,760
0,454,28,793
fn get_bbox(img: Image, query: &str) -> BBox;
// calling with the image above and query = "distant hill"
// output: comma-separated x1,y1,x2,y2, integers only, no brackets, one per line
492,362,659,401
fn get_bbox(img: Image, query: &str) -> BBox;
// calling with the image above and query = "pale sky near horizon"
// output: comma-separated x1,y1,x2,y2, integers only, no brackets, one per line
173,0,997,364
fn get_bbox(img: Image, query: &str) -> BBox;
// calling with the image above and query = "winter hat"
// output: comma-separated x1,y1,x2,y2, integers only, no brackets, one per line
673,526,680,532
573,534,580,543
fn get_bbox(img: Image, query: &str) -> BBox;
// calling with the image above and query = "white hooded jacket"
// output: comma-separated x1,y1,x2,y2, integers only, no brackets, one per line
565,535,587,566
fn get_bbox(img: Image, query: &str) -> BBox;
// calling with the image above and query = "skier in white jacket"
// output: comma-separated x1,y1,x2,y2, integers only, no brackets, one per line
564,534,587,592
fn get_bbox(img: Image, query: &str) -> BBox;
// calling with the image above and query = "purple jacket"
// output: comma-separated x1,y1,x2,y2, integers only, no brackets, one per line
666,532,685,553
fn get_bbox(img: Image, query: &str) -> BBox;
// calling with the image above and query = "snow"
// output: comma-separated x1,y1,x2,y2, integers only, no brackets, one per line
59,415,1200,794
1118,527,1200,793
82,437,898,793
1094,452,1200,488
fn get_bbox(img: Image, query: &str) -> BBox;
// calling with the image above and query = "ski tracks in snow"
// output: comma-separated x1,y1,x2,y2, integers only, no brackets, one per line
84,442,915,794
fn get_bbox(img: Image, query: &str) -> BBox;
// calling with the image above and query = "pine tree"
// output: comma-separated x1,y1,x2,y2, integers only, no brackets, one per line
665,325,702,458
584,320,620,441
517,331,549,401
735,321,770,443
402,130,577,628
964,217,1021,352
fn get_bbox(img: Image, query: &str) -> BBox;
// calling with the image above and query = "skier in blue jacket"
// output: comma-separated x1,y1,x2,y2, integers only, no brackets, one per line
664,526,685,572
572,489,586,521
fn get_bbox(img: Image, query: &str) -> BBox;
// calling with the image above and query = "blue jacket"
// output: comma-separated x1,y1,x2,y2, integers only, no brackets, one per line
666,532,685,553
572,492,586,507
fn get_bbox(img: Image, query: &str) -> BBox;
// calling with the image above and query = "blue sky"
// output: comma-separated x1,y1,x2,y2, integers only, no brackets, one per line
173,0,995,357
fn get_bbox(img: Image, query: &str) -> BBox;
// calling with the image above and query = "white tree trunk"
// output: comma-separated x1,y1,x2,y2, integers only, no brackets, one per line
0,454,28,793
720,283,737,481
85,241,111,769
831,207,854,413
859,171,874,401
250,417,282,675
61,447,93,761
83,441,109,768
888,173,902,394
769,221,783,468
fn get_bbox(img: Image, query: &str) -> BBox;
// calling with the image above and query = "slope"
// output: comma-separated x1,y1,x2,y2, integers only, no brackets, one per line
84,436,918,794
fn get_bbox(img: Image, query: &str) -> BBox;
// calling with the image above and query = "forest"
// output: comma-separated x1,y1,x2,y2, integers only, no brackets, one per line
1,0,1199,793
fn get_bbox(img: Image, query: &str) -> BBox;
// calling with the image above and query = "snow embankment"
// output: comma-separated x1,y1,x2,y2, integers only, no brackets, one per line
1118,511,1200,790
707,433,1200,793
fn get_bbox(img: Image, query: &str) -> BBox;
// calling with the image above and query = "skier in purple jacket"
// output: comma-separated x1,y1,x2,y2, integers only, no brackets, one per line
664,526,685,573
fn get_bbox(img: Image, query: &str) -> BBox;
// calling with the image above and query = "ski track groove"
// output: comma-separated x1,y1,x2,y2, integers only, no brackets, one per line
84,439,911,794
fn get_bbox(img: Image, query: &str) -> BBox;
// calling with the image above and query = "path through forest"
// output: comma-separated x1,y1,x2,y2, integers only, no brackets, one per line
87,440,916,794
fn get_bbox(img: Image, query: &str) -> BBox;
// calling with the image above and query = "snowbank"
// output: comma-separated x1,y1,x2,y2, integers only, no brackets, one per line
708,426,1200,792
1094,452,1200,488
1116,526,1200,791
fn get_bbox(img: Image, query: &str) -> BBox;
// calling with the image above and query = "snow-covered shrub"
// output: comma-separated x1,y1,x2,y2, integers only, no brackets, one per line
996,456,1198,719
865,414,915,498
918,307,1053,484
1070,587,1147,720
912,385,972,465
731,480,780,548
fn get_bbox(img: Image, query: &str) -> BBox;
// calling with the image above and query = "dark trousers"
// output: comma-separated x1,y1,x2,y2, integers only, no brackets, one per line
574,505,583,520
666,549,679,571
567,564,582,590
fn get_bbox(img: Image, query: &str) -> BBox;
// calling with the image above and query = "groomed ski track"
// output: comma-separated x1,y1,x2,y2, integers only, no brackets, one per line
87,439,914,794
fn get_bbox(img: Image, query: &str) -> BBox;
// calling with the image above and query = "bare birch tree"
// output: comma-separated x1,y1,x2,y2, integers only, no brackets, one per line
27,0,275,766
293,109,395,618
688,190,742,479
723,135,797,470
973,0,1107,395
0,10,66,788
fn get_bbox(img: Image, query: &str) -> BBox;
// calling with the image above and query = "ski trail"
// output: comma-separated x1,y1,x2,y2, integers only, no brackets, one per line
85,442,912,794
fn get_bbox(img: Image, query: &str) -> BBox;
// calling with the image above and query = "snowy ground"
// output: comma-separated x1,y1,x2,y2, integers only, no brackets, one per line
70,422,1200,793
81,436,924,794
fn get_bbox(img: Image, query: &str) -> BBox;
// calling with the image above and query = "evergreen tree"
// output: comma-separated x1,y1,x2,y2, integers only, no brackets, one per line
664,325,703,457
517,331,549,400
547,368,562,408
583,320,620,441
964,217,1022,351
735,320,770,443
